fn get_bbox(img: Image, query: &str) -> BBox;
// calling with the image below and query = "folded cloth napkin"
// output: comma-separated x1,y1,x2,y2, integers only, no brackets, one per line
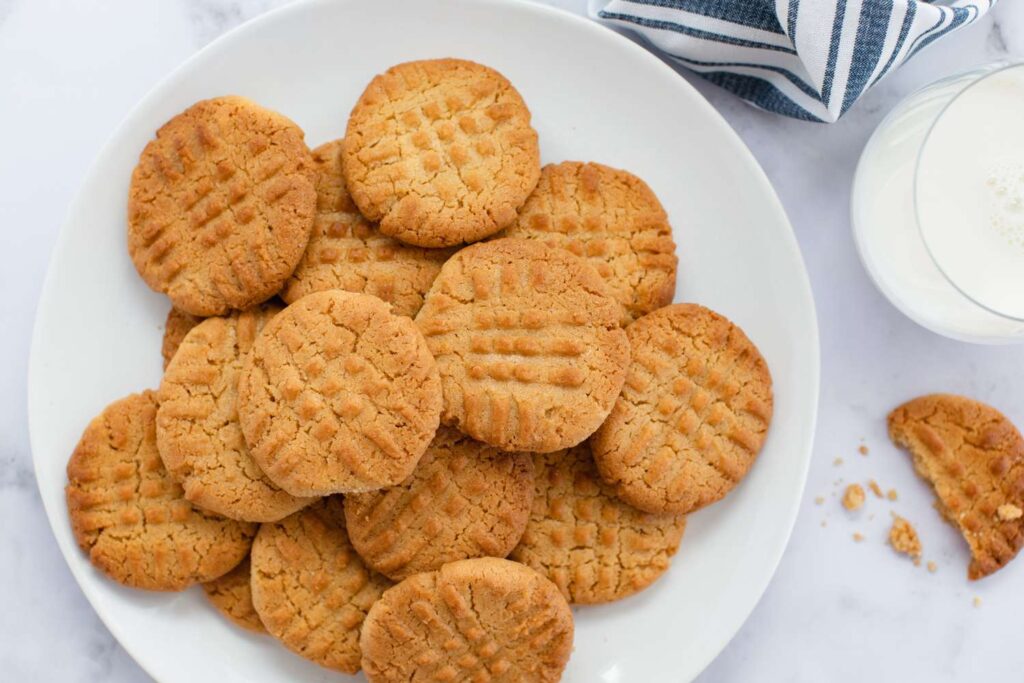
589,0,997,122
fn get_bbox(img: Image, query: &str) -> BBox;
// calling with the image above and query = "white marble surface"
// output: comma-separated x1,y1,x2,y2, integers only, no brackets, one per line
2,1,1024,680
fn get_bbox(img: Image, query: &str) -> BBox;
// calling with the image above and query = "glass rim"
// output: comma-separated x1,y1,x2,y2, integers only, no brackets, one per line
913,58,1024,323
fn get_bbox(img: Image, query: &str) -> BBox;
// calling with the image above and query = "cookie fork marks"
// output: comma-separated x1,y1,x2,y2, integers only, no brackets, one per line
128,96,316,315
342,59,540,247
888,393,1024,580
238,290,442,496
592,303,773,515
416,238,629,453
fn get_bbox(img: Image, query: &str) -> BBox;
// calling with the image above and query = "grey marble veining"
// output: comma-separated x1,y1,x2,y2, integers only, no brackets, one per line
3,1,1024,681
183,0,288,47
0,452,34,491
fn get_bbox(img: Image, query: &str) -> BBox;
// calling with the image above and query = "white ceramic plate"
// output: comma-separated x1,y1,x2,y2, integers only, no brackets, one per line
29,1,819,681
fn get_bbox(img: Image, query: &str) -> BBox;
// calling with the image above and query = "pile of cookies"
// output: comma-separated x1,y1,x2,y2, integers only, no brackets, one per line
65,58,773,681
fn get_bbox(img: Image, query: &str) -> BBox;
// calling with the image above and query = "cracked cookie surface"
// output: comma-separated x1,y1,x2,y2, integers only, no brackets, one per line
360,557,573,683
202,555,265,633
250,498,391,673
238,290,442,496
415,238,629,453
511,443,685,604
128,96,316,316
888,394,1024,580
161,307,202,369
342,59,540,248
157,305,316,522
345,427,534,580
282,139,454,316
65,390,256,591
502,161,677,324
592,304,772,514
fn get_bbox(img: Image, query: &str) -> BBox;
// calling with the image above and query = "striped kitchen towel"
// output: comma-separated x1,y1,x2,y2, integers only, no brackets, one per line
589,0,997,122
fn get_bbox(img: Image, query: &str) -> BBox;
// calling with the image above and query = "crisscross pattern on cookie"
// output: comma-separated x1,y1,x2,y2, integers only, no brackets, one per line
250,498,392,673
342,59,540,247
66,391,255,590
889,394,1024,580
360,558,573,683
511,444,685,603
345,428,534,580
415,239,629,453
239,290,441,496
128,96,315,315
157,305,316,522
283,139,454,316
592,304,772,514
503,161,678,323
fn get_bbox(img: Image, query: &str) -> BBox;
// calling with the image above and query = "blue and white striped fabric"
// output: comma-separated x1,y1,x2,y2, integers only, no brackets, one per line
588,0,997,122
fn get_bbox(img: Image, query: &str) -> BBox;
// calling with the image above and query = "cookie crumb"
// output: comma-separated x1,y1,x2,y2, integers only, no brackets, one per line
858,445,869,456
888,515,922,560
997,503,1023,521
868,480,884,498
833,457,844,466
821,520,827,528
887,489,898,501
842,484,865,511
852,532,864,542
973,596,982,608
927,561,937,573
814,496,825,505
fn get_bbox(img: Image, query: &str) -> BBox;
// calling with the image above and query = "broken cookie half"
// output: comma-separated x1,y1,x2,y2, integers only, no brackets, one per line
888,393,1024,580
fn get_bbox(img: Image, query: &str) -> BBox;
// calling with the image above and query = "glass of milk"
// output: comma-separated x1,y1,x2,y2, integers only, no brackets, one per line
852,60,1024,344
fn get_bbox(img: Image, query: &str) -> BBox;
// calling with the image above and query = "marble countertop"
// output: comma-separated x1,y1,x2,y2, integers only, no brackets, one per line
3,0,1024,680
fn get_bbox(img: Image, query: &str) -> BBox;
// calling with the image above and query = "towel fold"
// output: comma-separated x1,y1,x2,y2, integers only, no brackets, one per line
589,0,997,122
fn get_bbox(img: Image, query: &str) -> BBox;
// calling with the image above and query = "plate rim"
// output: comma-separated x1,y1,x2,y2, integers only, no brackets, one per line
28,0,821,680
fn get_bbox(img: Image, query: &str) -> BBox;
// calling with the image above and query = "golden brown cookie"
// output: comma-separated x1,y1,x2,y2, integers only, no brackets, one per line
238,290,442,496
128,96,316,316
503,161,678,323
281,139,454,316
415,238,629,452
344,428,534,580
592,304,773,514
202,555,265,633
250,498,392,673
888,394,1024,580
511,444,686,604
360,557,574,683
157,305,316,522
161,307,202,369
342,59,540,248
65,391,255,591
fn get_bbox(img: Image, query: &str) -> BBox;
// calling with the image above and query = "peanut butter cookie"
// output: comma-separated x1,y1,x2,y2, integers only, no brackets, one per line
202,555,265,633
157,305,316,522
415,238,630,452
360,557,573,683
161,307,202,369
238,290,442,496
503,161,678,323
250,498,392,673
65,391,255,591
592,304,773,514
342,59,540,247
888,394,1024,579
128,96,316,316
511,444,686,603
344,428,534,580
281,139,454,316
